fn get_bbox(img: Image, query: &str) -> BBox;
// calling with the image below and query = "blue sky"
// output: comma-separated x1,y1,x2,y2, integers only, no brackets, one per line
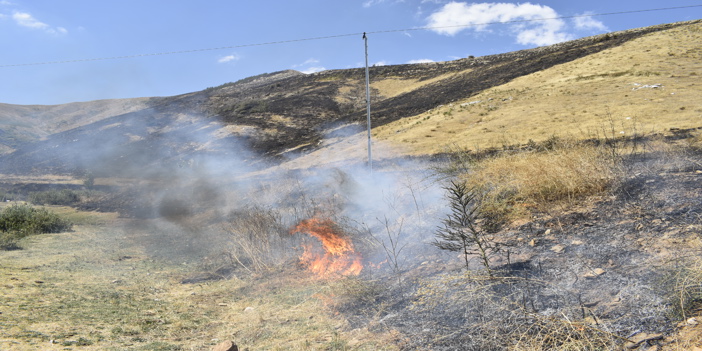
1,0,700,105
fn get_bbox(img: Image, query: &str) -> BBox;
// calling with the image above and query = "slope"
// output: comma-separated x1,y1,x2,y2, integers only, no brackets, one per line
373,19,702,155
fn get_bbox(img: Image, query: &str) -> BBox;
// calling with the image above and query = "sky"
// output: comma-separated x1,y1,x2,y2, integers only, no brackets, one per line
1,0,700,105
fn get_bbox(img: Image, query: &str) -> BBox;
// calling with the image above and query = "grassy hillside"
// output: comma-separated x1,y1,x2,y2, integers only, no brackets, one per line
373,20,702,155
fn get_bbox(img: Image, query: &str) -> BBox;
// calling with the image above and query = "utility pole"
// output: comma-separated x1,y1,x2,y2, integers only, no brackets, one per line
363,32,372,173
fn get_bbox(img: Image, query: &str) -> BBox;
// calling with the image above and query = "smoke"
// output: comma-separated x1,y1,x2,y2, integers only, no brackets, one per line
11,101,450,270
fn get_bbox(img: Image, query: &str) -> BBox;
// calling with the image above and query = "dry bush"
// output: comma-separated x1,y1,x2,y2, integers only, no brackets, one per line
662,258,702,320
464,142,619,227
221,206,299,273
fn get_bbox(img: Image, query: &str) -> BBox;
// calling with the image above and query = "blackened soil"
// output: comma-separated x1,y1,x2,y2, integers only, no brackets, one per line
336,150,702,350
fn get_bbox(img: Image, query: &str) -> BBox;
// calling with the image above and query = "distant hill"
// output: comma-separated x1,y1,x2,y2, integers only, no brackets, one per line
0,20,700,175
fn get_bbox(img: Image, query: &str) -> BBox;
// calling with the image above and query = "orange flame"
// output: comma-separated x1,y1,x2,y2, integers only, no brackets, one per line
292,217,363,278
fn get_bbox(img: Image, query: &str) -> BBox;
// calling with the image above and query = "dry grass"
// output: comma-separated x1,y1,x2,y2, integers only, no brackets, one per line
462,141,618,226
657,253,702,350
0,209,396,351
687,129,702,152
410,272,621,350
373,21,702,155
371,71,465,99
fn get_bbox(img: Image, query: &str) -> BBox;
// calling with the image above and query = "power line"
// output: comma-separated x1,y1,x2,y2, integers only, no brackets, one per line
1,4,700,68
372,5,702,35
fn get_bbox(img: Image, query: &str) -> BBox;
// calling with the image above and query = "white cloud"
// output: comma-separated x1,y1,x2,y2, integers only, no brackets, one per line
294,58,325,74
363,0,406,8
407,58,434,64
13,11,47,29
294,58,320,68
12,11,67,35
426,2,573,46
217,54,240,63
373,61,388,66
573,13,608,31
52,26,67,35
301,66,326,74
0,1,13,5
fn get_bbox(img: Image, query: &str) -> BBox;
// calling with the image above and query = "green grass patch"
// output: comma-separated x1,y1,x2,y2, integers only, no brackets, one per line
28,188,81,206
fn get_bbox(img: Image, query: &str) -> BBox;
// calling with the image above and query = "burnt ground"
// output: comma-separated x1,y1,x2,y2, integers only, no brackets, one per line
331,149,702,350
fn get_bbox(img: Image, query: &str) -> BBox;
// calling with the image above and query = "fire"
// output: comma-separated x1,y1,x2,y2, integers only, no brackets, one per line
291,217,363,278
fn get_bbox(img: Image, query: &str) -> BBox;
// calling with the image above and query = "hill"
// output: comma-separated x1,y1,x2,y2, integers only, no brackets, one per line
0,20,700,175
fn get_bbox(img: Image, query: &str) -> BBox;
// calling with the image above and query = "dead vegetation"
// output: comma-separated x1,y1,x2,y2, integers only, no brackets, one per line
464,138,619,229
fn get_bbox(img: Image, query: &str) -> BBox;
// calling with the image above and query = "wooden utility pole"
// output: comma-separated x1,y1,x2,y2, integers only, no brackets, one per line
363,32,372,173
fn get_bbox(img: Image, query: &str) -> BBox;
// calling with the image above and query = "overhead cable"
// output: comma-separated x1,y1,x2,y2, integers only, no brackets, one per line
1,4,700,68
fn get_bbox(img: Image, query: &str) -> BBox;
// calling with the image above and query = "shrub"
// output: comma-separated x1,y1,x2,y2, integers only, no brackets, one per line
83,172,95,188
0,204,73,249
434,180,502,276
28,189,81,206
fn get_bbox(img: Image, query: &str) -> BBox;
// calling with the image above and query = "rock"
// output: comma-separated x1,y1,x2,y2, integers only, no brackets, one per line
584,268,606,279
571,240,584,245
624,332,663,349
687,317,698,326
550,244,566,253
244,306,255,313
212,340,238,351
529,238,538,247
